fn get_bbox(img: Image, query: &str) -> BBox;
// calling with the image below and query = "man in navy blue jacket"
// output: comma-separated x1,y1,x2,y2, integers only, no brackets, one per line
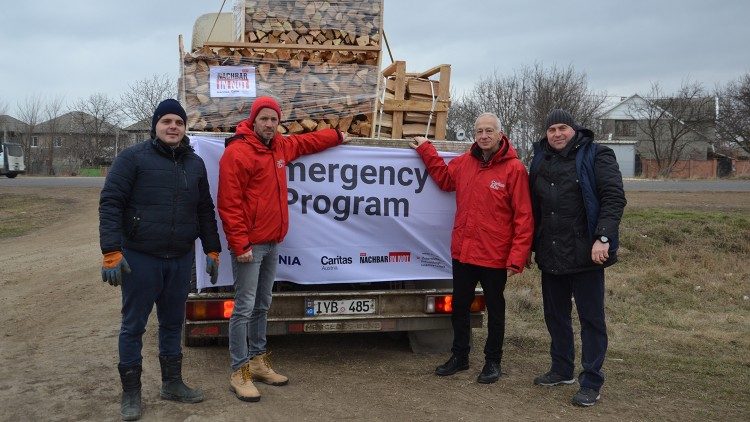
529,109,626,407
99,99,221,421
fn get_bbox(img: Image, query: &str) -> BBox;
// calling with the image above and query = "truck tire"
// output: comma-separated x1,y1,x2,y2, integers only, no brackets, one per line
408,329,453,354
6,172,17,178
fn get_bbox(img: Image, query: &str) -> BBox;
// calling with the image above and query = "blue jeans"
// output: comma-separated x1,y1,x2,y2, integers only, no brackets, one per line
541,269,608,391
229,243,277,371
119,248,192,367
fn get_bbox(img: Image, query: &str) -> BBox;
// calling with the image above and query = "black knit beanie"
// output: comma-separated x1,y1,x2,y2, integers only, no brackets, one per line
544,109,578,130
151,99,187,138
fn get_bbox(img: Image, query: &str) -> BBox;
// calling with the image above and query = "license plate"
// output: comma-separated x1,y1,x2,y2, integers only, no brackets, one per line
304,321,382,332
305,298,377,316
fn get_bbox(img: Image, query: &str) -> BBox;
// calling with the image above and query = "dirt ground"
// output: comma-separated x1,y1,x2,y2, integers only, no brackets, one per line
0,186,747,422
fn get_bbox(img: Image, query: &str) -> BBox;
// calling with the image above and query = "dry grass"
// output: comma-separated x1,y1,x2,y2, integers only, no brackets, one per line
498,195,750,419
0,193,74,238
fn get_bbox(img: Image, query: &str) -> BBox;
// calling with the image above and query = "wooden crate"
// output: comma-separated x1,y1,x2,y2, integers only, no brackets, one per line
373,61,451,140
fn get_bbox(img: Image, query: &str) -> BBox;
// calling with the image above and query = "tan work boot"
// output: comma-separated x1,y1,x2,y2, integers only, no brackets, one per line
247,352,289,386
229,364,261,402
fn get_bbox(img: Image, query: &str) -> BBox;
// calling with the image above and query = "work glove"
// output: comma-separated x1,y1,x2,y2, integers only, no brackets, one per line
206,252,220,285
101,251,131,287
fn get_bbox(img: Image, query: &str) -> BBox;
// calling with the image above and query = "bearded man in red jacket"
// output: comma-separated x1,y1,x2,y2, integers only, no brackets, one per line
411,112,533,384
218,96,346,402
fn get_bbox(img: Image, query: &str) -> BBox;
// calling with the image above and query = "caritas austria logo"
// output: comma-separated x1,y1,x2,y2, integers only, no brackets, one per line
489,180,505,190
276,159,285,168
359,251,411,264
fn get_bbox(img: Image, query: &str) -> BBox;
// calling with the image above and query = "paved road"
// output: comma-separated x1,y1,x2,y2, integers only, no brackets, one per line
2,176,750,192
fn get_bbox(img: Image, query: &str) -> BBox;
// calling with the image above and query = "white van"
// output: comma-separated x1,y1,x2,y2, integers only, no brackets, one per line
0,142,25,178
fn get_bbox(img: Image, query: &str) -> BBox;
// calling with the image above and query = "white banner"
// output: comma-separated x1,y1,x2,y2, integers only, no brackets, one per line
209,66,257,98
192,135,458,289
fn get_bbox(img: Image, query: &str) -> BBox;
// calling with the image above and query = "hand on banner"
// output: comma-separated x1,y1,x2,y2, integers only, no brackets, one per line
410,137,429,149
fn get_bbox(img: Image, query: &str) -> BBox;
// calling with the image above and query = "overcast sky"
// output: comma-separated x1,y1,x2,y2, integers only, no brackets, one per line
1,0,748,118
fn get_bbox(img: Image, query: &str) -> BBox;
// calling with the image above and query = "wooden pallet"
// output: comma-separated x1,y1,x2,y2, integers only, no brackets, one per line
373,61,451,140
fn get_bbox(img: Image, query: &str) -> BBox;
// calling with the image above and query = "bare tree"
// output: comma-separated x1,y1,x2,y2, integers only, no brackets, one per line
70,93,122,166
716,72,750,155
120,74,177,126
16,94,44,172
629,81,715,176
448,64,607,163
42,95,67,175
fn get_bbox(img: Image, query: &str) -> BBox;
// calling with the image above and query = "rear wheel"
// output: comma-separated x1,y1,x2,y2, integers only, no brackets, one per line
5,172,17,178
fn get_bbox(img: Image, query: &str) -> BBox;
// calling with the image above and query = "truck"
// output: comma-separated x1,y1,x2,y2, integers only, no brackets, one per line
0,141,25,178
181,12,485,353
184,135,484,353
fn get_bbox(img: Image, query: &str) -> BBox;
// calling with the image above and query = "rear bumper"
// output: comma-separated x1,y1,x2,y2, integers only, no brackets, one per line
185,288,484,339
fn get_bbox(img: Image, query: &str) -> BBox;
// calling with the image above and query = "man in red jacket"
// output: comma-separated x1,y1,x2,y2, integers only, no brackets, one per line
411,112,533,384
218,96,346,401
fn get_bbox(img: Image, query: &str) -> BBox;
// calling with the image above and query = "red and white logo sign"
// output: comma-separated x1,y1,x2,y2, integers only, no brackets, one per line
490,180,505,190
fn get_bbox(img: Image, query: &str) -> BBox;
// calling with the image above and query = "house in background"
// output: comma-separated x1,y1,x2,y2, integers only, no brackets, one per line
1,115,27,146
122,118,151,147
31,111,119,175
598,95,716,178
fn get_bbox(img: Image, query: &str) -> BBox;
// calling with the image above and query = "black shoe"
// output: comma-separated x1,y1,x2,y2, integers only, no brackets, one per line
533,370,576,386
476,360,501,384
572,387,601,407
434,355,469,376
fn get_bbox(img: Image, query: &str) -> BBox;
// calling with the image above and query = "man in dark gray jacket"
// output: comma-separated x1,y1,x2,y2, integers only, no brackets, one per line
99,99,221,421
528,109,626,407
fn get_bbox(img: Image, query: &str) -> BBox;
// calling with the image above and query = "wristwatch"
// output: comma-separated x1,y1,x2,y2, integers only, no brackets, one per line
598,235,609,243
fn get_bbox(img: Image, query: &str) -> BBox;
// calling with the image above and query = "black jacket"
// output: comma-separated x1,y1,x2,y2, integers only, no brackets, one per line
529,129,626,275
99,137,221,258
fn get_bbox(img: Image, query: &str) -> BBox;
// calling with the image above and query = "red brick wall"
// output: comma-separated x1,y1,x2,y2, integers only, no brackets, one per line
734,160,750,177
641,159,717,178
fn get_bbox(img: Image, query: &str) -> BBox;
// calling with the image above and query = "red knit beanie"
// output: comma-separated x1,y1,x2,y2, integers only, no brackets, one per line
248,96,282,125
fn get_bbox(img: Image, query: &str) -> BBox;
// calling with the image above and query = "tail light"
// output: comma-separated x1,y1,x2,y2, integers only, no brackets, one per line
425,295,485,314
186,300,234,320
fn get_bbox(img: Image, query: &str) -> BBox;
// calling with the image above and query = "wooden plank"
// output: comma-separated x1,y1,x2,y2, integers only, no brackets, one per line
402,123,436,137
435,65,451,140
416,64,449,79
408,79,439,97
202,42,380,52
392,61,406,139
382,99,449,112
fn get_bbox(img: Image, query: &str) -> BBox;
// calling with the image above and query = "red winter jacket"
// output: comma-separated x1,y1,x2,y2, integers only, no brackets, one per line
416,138,534,270
218,121,342,255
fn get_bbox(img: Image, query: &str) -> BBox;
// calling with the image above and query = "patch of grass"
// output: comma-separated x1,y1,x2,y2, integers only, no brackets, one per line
78,167,103,177
505,204,750,419
0,194,75,238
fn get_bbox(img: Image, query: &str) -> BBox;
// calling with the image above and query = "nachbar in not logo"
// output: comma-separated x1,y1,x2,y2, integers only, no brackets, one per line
359,251,411,264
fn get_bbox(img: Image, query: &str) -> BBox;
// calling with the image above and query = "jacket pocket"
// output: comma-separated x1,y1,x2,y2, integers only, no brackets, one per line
127,212,141,240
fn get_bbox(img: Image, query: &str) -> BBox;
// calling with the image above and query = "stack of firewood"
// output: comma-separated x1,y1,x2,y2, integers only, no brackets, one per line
182,45,379,134
179,0,383,135
238,0,382,47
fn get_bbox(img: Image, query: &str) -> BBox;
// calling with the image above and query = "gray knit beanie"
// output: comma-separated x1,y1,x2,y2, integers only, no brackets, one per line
545,109,578,130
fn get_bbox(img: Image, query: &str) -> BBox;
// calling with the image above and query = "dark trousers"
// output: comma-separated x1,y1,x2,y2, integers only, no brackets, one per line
451,259,507,362
119,248,192,367
541,269,607,391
